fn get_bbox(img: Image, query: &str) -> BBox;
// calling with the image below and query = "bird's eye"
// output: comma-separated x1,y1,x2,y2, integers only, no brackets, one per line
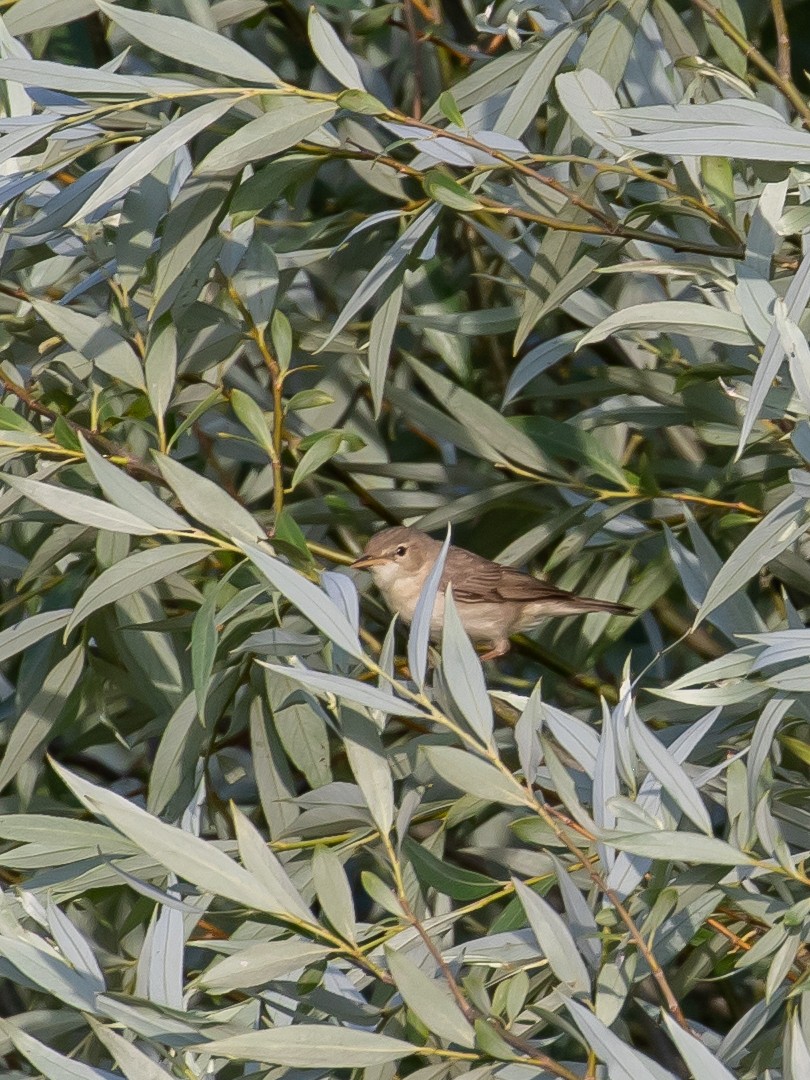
395,545,407,557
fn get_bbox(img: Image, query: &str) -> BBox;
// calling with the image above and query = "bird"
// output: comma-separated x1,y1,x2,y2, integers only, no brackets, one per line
351,526,634,660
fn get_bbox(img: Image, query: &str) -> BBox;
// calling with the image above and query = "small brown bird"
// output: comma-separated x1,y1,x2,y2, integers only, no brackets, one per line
351,526,633,660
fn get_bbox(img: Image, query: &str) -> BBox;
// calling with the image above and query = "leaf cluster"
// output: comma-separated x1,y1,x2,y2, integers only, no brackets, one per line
0,1,808,1078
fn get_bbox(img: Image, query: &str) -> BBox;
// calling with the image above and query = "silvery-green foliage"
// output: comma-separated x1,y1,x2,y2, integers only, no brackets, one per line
0,0,808,1077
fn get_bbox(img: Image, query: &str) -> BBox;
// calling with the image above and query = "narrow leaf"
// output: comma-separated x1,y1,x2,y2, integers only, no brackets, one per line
97,0,279,84
155,453,263,542
386,947,475,1047
66,543,213,634
513,879,591,994
426,745,528,807
628,710,712,833
408,526,451,689
577,301,750,349
308,8,365,89
68,99,236,224
195,1026,415,1067
694,493,809,627
368,282,402,418
29,298,144,390
567,1000,672,1080
661,1012,737,1080
52,763,292,915
197,940,332,993
199,100,338,174
441,587,493,744
258,661,427,718
3,473,160,535
79,435,190,532
0,609,71,663
239,540,363,658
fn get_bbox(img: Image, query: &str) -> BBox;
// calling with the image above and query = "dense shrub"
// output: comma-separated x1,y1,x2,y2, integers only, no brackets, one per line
0,1,808,1077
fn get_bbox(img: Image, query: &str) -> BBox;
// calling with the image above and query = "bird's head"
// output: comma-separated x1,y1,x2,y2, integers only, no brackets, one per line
350,526,434,585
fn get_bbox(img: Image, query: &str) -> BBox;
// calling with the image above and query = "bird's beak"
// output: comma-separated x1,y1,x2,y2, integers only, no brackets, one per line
351,554,388,569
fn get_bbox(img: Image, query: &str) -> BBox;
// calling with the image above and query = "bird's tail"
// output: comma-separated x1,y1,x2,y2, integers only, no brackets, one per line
576,597,635,616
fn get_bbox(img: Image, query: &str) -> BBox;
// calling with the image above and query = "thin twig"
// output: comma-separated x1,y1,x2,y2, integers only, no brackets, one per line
402,0,425,120
0,373,161,482
770,0,792,82
691,0,810,130
384,836,584,1080
366,659,692,1029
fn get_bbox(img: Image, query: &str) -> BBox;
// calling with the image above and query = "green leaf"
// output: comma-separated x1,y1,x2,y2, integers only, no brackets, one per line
265,668,328,788
567,1000,665,1080
422,42,542,122
628,709,712,834
368,281,402,418
68,99,237,225
153,177,232,317
0,609,72,663
0,937,99,1014
53,763,300,916
578,0,648,88
603,830,755,865
97,0,279,84
737,247,810,456
290,430,346,489
408,528,450,690
195,1026,415,1067
320,204,440,350
0,56,193,95
425,746,528,807
0,647,84,795
239,539,363,657
87,1019,175,1080
403,837,497,900
662,1012,737,1080
258,661,427,718
230,388,273,454
438,90,464,128
0,1019,108,1080
3,473,161,535
196,940,332,993
406,355,564,478
423,171,484,212
0,404,37,433
271,309,293,370
694,493,810,628
231,803,314,922
511,415,628,487
342,708,394,834
29,298,145,391
78,435,190,532
286,389,334,412
513,878,591,994
497,26,579,137
144,319,177,425
386,946,475,1047
557,69,627,154
308,9,365,90
337,88,389,115
199,99,338,174
441,588,493,744
191,585,219,716
155,453,263,542
577,301,751,349
65,543,213,635
312,846,355,942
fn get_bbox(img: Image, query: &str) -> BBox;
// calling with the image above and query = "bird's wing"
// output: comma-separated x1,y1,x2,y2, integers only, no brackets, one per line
441,550,566,605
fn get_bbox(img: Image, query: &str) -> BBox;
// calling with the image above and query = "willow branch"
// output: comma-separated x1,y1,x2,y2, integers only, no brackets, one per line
691,0,810,129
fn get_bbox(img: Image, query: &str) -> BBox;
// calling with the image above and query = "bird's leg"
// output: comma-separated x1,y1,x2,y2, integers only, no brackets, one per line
479,639,511,662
